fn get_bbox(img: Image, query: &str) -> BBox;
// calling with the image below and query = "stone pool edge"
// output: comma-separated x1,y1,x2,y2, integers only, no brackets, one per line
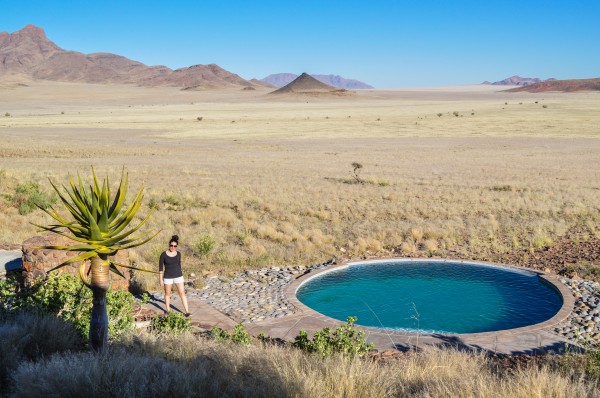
284,257,575,342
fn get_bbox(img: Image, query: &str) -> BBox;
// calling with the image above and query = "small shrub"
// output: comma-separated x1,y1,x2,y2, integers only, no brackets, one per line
351,162,364,184
150,311,191,335
292,316,374,357
197,116,203,121
453,111,459,117
8,181,57,215
437,113,442,117
193,234,216,257
4,112,10,117
210,324,251,345
163,194,181,206
0,273,134,339
543,104,548,108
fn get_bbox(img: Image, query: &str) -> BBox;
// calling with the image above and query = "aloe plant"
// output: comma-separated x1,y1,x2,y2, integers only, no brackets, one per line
34,168,158,352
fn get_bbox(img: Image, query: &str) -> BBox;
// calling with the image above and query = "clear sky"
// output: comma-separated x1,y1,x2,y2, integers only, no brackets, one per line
2,0,599,88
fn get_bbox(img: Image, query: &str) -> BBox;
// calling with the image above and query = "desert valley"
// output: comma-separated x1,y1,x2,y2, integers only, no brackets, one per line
2,22,600,397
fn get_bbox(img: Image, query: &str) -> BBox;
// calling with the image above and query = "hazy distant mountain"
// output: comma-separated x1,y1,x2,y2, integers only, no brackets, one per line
0,24,256,89
505,77,600,93
482,75,556,86
269,72,349,95
262,73,373,89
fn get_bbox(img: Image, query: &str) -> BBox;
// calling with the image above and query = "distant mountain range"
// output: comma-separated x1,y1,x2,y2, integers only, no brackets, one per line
261,73,373,89
0,24,373,92
0,24,256,89
482,75,556,86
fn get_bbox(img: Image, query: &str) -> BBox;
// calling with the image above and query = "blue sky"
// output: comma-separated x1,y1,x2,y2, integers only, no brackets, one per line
2,0,599,88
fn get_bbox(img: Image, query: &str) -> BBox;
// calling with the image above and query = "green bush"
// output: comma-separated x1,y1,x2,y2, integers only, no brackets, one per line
292,316,374,357
0,273,134,339
8,181,57,215
193,234,216,257
210,324,251,345
150,311,191,335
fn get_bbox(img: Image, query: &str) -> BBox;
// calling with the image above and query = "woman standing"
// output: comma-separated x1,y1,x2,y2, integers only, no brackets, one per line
159,235,191,316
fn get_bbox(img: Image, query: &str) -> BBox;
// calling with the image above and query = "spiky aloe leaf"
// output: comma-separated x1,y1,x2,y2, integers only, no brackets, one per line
35,168,159,284
110,260,159,274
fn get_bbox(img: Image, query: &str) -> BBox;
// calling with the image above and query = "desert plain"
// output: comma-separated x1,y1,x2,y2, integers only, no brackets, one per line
1,81,599,281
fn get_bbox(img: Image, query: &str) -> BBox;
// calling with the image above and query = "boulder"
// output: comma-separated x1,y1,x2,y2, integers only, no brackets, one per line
21,233,130,290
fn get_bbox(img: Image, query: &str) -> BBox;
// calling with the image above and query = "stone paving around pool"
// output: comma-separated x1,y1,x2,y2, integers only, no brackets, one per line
146,259,600,354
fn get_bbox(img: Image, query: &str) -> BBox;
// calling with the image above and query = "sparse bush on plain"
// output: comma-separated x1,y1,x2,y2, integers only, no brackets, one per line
7,181,57,215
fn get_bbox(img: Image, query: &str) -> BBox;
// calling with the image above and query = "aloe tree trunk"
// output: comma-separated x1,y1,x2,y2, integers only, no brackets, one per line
89,254,110,352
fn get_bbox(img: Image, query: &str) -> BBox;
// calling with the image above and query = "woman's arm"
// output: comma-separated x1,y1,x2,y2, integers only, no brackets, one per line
159,252,165,286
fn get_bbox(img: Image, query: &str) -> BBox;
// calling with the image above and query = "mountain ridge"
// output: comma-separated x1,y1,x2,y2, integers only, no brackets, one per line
0,24,257,89
504,78,600,93
482,75,556,86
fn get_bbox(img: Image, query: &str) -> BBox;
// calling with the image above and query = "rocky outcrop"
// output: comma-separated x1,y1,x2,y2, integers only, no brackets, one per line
21,234,130,290
262,73,373,89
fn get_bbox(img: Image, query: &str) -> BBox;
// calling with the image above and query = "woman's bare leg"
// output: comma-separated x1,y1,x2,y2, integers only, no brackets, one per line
174,282,190,314
164,283,172,313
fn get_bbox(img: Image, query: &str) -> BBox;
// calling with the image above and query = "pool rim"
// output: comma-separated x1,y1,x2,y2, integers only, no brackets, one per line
286,258,574,338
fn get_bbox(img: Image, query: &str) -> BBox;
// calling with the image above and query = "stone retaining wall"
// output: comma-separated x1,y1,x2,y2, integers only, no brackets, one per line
21,234,130,290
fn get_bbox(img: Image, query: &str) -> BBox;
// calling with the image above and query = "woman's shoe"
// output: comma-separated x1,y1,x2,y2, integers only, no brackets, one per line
185,312,191,317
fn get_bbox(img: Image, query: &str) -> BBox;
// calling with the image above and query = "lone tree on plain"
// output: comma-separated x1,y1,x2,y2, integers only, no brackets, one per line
352,162,364,184
34,168,158,352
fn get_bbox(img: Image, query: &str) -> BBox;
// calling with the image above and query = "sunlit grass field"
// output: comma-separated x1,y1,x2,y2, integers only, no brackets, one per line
1,82,599,279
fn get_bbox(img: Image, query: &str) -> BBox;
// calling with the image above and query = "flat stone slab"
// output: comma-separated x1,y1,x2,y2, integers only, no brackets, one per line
144,293,238,331
0,250,22,277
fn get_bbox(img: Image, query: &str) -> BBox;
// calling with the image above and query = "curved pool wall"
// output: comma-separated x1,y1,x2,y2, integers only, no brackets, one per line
290,258,574,336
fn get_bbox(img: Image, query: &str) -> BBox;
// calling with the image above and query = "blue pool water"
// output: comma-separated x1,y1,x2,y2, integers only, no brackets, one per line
296,261,563,334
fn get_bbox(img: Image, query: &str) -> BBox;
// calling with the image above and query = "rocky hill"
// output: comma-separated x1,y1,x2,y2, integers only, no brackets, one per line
262,73,373,89
0,24,256,89
505,78,600,93
269,73,349,95
482,75,555,86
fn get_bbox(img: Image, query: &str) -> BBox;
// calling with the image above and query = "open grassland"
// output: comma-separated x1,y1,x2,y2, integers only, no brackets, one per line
0,82,599,279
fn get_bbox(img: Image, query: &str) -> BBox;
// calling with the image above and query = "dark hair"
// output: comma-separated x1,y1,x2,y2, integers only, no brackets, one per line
169,235,179,245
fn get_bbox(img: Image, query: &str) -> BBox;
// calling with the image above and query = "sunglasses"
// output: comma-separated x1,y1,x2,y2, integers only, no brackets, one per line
169,244,177,247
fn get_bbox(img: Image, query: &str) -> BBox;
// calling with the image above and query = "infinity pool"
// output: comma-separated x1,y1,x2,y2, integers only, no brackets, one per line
296,260,563,334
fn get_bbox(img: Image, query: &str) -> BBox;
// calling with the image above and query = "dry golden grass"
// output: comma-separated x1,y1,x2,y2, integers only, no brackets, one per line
1,82,599,275
8,329,599,397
